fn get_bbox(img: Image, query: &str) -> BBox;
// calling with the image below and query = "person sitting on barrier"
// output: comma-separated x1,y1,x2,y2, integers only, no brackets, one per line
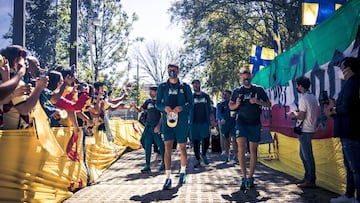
0,45,48,130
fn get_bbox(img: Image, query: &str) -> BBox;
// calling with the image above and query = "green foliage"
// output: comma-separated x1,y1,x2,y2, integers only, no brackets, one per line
170,0,312,95
22,0,136,89
25,0,57,68
77,0,137,83
54,0,72,66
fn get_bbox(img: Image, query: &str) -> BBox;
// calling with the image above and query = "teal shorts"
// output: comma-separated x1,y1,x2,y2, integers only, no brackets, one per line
190,123,210,140
221,124,236,139
162,124,189,143
235,123,261,142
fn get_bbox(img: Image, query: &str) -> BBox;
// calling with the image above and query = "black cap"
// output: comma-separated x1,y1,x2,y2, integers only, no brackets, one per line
191,79,200,84
149,85,158,91
168,63,179,69
94,81,104,89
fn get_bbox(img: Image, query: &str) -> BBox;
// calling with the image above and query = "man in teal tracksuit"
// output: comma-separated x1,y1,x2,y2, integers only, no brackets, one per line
156,63,193,190
190,79,216,168
131,85,165,173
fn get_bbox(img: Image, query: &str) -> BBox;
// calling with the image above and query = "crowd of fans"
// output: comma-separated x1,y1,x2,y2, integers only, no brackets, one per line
0,44,126,161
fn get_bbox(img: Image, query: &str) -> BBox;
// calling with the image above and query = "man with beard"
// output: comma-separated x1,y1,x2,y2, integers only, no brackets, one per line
156,63,193,190
229,67,271,190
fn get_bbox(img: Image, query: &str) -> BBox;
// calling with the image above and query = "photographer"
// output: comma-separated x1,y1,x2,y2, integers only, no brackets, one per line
26,56,66,123
0,54,26,101
0,45,48,130
286,76,318,188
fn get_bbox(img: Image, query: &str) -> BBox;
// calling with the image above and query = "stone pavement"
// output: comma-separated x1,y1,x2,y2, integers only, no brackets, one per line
63,147,338,203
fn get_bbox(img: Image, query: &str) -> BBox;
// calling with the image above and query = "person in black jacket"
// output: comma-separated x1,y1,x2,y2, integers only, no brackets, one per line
325,57,360,203
190,79,217,168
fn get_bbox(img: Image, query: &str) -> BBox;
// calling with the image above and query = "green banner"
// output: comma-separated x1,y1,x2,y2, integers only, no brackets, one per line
252,0,360,89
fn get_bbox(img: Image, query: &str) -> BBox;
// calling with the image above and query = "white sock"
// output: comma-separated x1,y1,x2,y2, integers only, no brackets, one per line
180,166,186,174
165,170,171,179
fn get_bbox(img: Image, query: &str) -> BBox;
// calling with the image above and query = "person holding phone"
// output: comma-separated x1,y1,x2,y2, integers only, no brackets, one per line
287,76,318,188
0,45,48,129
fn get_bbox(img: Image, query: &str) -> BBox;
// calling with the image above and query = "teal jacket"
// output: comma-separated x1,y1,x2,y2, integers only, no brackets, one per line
190,92,213,126
156,80,193,128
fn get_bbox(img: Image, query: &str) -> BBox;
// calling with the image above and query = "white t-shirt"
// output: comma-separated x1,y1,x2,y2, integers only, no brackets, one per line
298,92,318,133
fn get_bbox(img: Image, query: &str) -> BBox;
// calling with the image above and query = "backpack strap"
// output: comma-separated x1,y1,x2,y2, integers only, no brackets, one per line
161,81,189,103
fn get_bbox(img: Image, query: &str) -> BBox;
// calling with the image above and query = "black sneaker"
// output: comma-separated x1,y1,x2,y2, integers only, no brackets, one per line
202,155,210,165
248,177,255,188
163,178,172,190
240,178,248,190
179,173,186,185
141,165,151,173
194,160,201,168
158,163,165,172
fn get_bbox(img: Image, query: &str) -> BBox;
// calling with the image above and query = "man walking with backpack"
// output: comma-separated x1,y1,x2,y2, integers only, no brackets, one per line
156,63,193,190
131,85,165,173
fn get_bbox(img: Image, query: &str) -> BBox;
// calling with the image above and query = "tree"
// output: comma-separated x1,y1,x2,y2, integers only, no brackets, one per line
25,0,57,68
129,41,180,85
77,0,138,83
169,0,312,94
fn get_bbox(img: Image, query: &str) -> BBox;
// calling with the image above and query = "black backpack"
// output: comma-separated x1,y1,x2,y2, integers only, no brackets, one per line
138,111,147,125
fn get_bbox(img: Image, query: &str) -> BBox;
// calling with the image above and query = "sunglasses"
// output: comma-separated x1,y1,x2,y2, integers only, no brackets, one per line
240,71,250,74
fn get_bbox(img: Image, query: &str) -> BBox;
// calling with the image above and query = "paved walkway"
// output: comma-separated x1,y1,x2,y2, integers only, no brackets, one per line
63,147,338,203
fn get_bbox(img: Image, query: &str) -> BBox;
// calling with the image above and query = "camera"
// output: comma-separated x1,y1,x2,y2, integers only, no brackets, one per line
69,64,76,77
319,90,329,105
39,69,48,78
0,54,4,67
78,83,88,92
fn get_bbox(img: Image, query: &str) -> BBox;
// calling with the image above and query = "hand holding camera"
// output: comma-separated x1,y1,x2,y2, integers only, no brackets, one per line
0,54,5,67
38,69,48,79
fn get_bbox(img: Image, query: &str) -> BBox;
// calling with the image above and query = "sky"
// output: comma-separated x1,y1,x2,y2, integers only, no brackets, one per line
119,0,184,84
0,0,13,50
0,0,182,49
121,0,182,46
0,0,183,83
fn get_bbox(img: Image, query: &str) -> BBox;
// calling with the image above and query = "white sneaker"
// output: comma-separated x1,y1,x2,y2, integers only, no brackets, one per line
330,195,355,203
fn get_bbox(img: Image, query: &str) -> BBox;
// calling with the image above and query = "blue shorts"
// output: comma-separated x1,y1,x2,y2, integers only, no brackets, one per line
190,123,210,140
162,124,189,143
235,123,261,142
